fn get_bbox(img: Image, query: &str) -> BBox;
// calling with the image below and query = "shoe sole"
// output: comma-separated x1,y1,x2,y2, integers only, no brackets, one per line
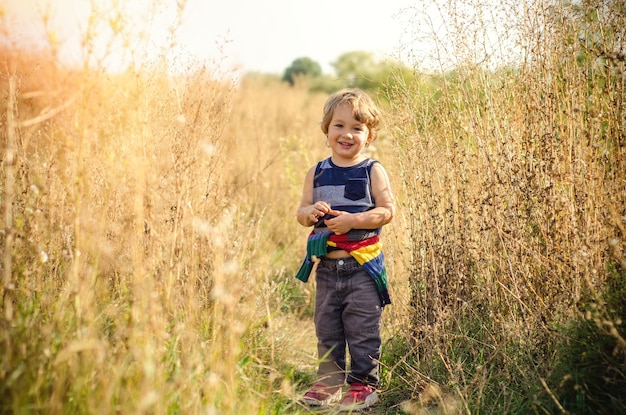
338,391,379,412
300,391,342,407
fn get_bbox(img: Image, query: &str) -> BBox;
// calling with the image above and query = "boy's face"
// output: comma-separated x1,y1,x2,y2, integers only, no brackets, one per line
327,103,370,166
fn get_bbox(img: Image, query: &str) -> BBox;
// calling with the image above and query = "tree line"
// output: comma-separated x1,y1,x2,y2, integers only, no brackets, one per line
278,51,414,94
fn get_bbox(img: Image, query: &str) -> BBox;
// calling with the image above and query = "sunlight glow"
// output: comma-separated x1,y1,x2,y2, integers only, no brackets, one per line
4,0,415,75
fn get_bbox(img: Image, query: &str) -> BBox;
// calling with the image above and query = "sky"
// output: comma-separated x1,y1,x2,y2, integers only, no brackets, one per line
3,0,422,76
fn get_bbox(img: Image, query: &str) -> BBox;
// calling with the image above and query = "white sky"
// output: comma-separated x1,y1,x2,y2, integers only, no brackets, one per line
3,0,421,75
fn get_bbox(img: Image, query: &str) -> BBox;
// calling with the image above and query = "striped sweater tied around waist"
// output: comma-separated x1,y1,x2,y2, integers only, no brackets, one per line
294,231,391,307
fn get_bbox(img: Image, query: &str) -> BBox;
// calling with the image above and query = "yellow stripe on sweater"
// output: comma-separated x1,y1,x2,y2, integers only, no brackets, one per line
348,242,383,265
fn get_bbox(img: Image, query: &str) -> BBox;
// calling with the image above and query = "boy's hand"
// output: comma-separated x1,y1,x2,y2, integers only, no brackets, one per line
323,210,352,235
308,202,332,224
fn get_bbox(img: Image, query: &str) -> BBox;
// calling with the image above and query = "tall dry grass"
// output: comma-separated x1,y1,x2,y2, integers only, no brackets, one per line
387,0,625,413
0,14,334,413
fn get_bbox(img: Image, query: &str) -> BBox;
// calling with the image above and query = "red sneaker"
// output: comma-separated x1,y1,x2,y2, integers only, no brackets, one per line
338,382,379,411
300,382,343,407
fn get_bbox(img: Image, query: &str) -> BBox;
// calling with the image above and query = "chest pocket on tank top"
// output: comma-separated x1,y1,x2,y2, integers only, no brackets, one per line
344,178,368,201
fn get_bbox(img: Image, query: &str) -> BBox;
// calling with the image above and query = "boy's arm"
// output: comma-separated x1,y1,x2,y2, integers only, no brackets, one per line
323,163,395,234
296,166,331,227
364,162,395,226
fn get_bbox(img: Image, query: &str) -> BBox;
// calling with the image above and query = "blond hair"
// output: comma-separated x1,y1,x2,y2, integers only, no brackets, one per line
320,88,382,142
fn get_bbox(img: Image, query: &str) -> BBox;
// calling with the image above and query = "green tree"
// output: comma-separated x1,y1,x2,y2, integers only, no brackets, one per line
330,51,416,95
282,57,322,86
332,51,379,89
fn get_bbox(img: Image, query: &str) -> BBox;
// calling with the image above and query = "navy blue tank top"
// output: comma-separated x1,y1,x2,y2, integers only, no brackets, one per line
312,157,379,235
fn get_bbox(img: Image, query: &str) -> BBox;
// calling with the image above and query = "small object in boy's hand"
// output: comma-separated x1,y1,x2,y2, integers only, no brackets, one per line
319,213,336,222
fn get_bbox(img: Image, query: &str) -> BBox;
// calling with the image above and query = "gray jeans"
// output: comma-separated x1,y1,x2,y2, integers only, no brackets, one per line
314,256,383,387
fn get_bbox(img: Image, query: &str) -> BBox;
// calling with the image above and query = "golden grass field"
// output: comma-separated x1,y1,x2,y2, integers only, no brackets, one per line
1,1,625,414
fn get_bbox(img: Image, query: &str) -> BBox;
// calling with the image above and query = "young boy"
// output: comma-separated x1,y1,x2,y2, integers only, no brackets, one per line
295,88,395,411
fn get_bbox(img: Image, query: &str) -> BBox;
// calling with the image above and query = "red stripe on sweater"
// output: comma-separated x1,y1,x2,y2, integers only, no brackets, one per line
328,234,380,252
